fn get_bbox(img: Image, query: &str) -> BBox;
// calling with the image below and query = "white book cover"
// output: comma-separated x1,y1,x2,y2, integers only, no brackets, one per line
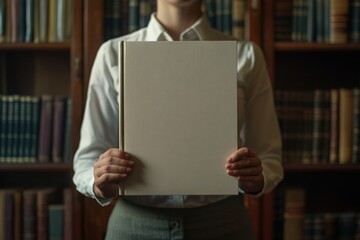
119,41,238,195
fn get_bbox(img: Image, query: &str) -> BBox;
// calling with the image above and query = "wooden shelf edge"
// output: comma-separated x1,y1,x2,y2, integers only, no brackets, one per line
0,163,73,172
284,163,360,172
275,42,360,52
0,42,71,51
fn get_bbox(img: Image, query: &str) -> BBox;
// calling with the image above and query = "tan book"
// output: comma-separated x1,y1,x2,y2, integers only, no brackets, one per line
232,0,246,40
329,89,339,163
338,88,353,163
283,188,306,240
119,41,238,195
47,0,56,42
330,0,350,43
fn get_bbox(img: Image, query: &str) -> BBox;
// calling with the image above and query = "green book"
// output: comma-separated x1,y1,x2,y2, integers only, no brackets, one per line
48,204,64,240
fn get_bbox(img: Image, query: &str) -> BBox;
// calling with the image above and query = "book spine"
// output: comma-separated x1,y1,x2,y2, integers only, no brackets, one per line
55,0,65,41
275,0,293,41
0,95,8,162
29,96,40,163
329,89,339,163
39,0,48,42
215,0,223,32
350,0,360,42
232,0,245,40
315,0,324,42
0,0,6,42
5,95,14,162
17,96,26,162
33,0,39,42
128,0,139,33
352,88,360,163
205,0,216,28
139,0,151,29
23,190,37,240
24,0,34,42
52,96,66,163
222,0,232,35
62,98,72,162
330,0,350,43
11,95,20,163
38,95,53,163
338,88,353,163
63,188,73,240
301,90,314,163
283,188,306,240
17,0,26,42
48,204,65,240
47,0,56,42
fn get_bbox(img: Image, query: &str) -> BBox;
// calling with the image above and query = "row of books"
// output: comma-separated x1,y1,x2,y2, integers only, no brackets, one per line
275,88,360,164
0,94,72,164
103,0,246,41
0,0,72,43
276,188,360,240
204,0,246,38
275,0,360,43
0,187,71,240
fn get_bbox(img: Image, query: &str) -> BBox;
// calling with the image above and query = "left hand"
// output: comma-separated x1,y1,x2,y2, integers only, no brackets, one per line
225,147,264,194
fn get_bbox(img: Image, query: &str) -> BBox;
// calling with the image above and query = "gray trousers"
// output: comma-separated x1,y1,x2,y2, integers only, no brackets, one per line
105,195,256,240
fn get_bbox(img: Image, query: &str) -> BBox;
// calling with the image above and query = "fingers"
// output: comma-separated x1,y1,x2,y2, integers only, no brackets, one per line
225,147,262,177
94,148,134,187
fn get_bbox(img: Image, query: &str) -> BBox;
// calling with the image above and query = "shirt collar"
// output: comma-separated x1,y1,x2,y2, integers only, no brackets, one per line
145,13,213,41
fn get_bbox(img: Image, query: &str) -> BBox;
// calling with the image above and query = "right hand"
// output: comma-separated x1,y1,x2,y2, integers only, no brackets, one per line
93,148,134,199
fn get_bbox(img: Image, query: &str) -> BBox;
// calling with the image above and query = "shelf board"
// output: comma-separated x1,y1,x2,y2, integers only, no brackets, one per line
0,163,73,172
275,42,360,52
284,163,360,172
0,42,71,51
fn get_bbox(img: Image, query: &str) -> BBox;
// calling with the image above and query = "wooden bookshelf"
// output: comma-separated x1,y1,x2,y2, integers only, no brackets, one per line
0,43,71,51
0,0,84,239
261,0,360,239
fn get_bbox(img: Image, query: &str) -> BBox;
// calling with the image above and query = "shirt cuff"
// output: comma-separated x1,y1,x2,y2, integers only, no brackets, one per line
238,172,267,197
89,176,114,206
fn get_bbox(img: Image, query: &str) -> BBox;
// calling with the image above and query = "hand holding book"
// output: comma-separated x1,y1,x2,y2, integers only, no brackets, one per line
93,148,134,199
226,147,264,194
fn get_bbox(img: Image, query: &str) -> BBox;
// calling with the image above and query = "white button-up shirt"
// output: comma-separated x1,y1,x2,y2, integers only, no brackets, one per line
73,13,283,207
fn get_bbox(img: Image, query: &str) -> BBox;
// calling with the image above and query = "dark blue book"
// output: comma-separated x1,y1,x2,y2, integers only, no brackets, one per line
11,95,20,162
215,0,223,32
17,96,27,162
17,0,26,42
23,96,33,162
128,0,139,33
6,95,14,162
337,212,356,240
352,88,360,163
350,0,360,42
0,0,6,42
0,95,7,162
29,96,40,163
139,0,151,29
222,0,232,35
204,0,216,28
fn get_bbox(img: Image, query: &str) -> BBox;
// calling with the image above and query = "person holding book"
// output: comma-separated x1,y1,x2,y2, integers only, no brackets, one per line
73,0,284,239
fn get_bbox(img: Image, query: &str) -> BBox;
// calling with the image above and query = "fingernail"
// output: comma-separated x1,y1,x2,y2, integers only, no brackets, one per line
128,161,134,165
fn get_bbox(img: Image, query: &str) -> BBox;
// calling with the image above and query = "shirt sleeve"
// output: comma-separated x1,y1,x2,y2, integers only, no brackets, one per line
237,42,284,196
72,41,120,206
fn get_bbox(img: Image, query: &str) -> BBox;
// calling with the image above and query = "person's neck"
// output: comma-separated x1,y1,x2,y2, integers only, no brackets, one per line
156,4,203,40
